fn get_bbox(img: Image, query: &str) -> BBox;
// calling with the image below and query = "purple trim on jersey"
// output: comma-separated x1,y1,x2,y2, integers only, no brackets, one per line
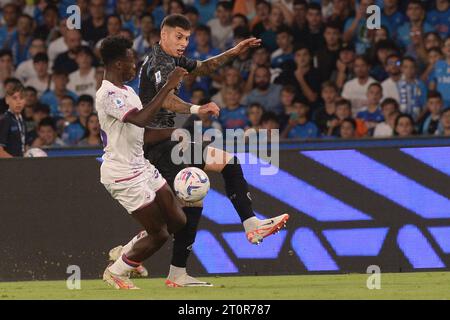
100,129,108,148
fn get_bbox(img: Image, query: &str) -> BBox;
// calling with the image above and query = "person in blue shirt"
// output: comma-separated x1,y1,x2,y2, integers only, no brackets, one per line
397,57,428,120
219,86,249,130
40,69,78,118
116,0,139,36
429,36,450,108
281,99,319,139
343,0,393,55
195,0,218,26
426,0,450,39
397,0,434,48
270,26,294,69
381,0,407,37
62,95,94,146
0,3,18,48
357,82,385,135
6,14,34,67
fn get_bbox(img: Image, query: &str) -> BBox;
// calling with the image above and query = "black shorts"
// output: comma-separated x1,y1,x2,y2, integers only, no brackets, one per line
144,139,210,191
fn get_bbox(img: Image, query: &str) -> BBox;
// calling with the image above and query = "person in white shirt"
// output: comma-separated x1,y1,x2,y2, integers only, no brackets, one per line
97,35,188,290
373,98,400,137
207,1,234,51
14,38,46,83
25,53,50,97
341,55,377,116
67,46,97,98
381,53,401,102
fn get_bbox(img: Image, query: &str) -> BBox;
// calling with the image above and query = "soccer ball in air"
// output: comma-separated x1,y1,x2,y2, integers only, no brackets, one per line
24,148,48,157
174,167,210,202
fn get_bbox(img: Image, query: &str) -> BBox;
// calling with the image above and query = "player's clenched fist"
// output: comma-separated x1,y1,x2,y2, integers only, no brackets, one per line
199,102,220,117
167,67,188,89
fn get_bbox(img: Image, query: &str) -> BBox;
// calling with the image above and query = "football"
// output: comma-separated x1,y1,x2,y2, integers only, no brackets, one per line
174,167,210,202
24,148,48,158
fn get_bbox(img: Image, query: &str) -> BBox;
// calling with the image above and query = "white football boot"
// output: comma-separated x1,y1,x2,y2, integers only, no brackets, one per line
246,213,290,245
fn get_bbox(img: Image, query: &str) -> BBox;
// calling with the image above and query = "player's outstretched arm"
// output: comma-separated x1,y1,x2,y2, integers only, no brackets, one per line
190,37,261,77
162,92,220,117
124,67,188,127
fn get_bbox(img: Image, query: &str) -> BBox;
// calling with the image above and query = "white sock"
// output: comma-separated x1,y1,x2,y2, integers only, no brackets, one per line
108,256,136,276
122,231,148,255
243,217,259,232
168,265,186,279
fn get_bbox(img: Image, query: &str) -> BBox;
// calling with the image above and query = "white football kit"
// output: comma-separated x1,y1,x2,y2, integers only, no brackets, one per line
96,80,166,213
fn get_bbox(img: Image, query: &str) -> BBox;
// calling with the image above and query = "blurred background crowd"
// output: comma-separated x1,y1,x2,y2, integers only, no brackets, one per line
0,0,449,155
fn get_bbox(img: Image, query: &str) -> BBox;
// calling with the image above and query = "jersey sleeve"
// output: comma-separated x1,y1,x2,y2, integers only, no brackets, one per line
179,55,198,73
0,116,10,147
102,91,138,122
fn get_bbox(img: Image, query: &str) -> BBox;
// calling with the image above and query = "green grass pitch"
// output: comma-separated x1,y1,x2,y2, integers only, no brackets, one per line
1,272,449,300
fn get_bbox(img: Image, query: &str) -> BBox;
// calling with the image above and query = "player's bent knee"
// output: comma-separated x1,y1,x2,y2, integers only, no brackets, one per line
153,229,170,247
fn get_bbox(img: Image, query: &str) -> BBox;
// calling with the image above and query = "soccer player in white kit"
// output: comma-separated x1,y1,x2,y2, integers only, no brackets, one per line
96,35,188,289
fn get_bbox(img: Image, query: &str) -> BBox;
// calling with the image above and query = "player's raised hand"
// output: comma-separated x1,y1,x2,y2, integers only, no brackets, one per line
199,102,220,118
167,67,188,89
232,37,262,56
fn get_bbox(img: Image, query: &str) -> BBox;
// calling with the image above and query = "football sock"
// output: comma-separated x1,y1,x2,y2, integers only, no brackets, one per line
171,207,202,268
221,157,256,223
108,254,140,275
122,231,148,255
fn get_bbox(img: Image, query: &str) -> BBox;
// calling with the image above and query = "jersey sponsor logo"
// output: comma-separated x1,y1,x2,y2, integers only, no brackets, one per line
155,70,161,84
113,97,125,109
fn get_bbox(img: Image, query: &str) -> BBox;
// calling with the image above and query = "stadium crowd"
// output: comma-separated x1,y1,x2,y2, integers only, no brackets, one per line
0,0,450,156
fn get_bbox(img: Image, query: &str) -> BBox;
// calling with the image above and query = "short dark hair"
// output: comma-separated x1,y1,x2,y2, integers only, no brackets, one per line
341,117,356,130
33,52,49,64
33,103,50,114
77,94,94,106
336,98,352,110
99,35,133,66
381,98,400,110
0,49,13,59
324,21,341,32
196,24,211,36
61,95,76,104
427,90,442,101
407,0,425,10
43,4,59,16
5,81,24,97
24,86,37,94
233,26,251,40
394,113,416,136
161,13,191,30
38,117,57,131
4,77,21,87
217,1,233,11
260,112,280,125
276,25,293,37
306,2,321,12
248,102,264,110
185,5,199,16
368,82,382,92
401,56,416,65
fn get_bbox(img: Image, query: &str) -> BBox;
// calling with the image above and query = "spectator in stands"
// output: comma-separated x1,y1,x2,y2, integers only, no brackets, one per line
421,91,444,135
356,83,384,135
0,3,19,48
40,69,78,117
281,99,319,139
68,46,97,98
178,74,203,103
369,39,397,82
429,36,450,108
326,0,351,31
341,55,377,115
62,95,94,146
15,38,46,84
275,46,321,106
78,113,102,147
381,0,406,35
133,13,154,60
423,31,443,51
95,14,123,56
219,86,249,130
257,3,286,53
244,46,276,93
53,29,83,74
230,27,253,79
196,0,218,26
5,14,34,67
47,18,70,66
22,86,40,135
381,53,401,102
373,98,400,137
259,111,281,142
27,102,51,144
81,0,108,46
0,50,15,99
56,95,77,137
246,102,264,132
421,46,443,83
245,65,283,115
339,118,357,139
397,0,434,49
208,1,234,51
296,3,325,54
397,56,428,120
168,0,186,15
343,0,391,55
331,42,356,90
33,5,59,43
329,98,367,137
0,81,26,158
116,0,139,36
270,26,294,70
32,117,65,148
25,53,50,97
438,107,450,136
313,81,338,136
426,0,450,39
278,85,297,129
212,66,243,107
231,13,249,30
393,113,416,137
315,22,341,82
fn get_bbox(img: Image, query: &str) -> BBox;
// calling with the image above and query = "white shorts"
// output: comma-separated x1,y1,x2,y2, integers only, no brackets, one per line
103,163,166,214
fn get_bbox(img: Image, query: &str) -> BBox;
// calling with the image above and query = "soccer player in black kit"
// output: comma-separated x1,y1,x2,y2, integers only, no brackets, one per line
108,14,290,287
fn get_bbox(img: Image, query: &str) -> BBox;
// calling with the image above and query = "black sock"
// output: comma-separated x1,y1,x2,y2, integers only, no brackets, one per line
222,157,255,223
171,207,202,268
